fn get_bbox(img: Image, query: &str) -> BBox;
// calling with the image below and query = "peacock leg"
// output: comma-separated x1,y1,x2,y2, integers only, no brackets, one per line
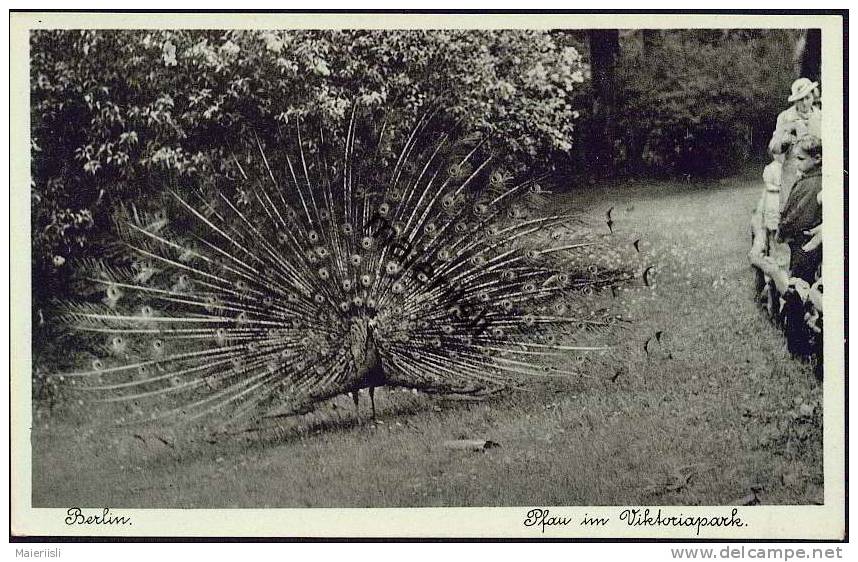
351,391,360,421
369,386,376,420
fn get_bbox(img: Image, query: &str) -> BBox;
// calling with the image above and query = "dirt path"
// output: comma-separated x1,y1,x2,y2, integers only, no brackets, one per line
32,173,822,508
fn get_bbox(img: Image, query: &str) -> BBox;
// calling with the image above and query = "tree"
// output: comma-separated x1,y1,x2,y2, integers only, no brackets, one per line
798,29,822,83
30,30,588,309
587,30,620,177
614,30,802,176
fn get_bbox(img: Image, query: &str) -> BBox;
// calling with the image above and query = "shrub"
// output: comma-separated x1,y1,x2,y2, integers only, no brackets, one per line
30,29,587,307
614,30,800,176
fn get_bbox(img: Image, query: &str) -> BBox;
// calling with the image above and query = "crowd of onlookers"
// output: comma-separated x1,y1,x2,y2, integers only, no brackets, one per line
759,77,823,285
750,77,823,364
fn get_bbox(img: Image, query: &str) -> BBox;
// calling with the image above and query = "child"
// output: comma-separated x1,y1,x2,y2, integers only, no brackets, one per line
759,158,791,270
761,159,782,233
778,135,822,283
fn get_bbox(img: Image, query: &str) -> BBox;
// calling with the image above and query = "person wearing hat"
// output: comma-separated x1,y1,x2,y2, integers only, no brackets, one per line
769,77,821,210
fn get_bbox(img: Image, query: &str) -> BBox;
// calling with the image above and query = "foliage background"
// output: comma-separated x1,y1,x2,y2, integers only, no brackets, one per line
612,29,802,177
30,29,803,313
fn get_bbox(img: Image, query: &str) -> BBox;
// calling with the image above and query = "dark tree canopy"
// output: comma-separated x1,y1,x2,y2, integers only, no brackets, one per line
587,30,620,178
799,29,822,83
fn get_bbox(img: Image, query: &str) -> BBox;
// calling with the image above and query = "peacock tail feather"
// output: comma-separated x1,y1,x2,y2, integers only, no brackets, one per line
52,108,635,429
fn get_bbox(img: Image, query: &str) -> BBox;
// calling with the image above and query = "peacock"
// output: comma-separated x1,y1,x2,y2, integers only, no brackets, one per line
52,107,635,431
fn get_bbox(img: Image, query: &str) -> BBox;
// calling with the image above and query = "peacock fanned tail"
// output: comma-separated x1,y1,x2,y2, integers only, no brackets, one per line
53,107,633,428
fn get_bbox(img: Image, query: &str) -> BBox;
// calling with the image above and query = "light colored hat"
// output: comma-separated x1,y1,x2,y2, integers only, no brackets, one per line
788,77,819,102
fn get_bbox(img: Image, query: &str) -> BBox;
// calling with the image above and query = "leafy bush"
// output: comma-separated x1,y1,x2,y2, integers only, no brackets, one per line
30,29,587,307
614,30,800,176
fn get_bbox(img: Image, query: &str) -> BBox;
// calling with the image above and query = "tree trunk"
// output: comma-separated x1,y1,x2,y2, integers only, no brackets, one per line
587,30,620,178
798,29,821,82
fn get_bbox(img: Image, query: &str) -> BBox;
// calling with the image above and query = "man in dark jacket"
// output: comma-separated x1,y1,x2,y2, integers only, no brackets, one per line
778,135,822,283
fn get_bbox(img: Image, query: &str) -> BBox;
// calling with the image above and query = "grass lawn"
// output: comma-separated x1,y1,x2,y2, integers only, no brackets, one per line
31,171,823,507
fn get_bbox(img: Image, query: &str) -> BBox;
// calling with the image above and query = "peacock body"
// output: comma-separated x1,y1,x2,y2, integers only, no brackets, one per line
55,109,633,429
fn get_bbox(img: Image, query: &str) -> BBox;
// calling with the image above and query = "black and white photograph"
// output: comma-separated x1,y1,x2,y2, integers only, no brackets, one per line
9,10,847,541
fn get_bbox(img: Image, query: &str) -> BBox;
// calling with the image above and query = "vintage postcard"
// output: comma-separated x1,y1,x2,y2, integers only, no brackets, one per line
9,11,847,540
